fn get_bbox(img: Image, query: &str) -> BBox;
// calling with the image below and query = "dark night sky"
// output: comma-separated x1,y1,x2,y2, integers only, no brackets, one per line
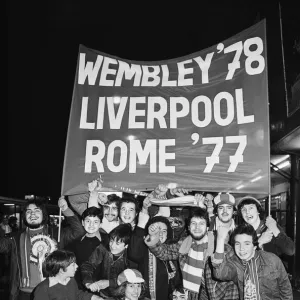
6,1,299,201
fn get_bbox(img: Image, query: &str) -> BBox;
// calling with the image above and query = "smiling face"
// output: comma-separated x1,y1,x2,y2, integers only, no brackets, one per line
103,202,119,222
217,204,234,223
234,233,256,261
120,202,137,226
25,204,43,229
82,216,101,236
109,237,126,255
241,204,260,228
125,282,142,300
189,217,207,241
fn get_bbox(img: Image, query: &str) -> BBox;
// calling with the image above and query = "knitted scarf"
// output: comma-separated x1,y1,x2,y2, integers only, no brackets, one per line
182,235,208,293
148,250,176,300
243,254,261,300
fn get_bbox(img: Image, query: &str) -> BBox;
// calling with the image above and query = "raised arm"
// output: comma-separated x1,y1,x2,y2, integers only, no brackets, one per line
264,216,295,256
145,223,180,261
58,197,85,248
211,225,237,282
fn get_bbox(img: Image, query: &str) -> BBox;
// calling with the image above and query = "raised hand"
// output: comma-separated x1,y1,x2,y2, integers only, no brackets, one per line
142,196,152,211
98,193,108,205
58,196,68,212
265,216,280,236
194,193,206,208
88,180,98,192
258,228,273,247
148,223,160,236
217,225,231,241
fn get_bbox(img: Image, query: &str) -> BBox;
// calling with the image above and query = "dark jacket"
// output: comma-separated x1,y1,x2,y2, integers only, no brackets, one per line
212,247,293,300
256,220,295,256
127,226,181,300
81,244,137,297
65,229,109,289
0,215,85,300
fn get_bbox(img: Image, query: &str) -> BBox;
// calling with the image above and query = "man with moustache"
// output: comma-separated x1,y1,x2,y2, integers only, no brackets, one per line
145,208,214,300
209,193,236,244
204,193,239,300
0,198,84,300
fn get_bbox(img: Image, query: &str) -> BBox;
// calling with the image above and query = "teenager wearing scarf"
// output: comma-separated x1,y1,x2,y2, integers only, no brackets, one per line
212,223,292,300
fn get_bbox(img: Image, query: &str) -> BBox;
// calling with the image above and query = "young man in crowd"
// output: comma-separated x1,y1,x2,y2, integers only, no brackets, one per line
211,223,293,299
237,196,295,257
81,223,137,298
66,206,109,288
204,193,239,300
101,194,121,233
145,207,214,300
0,197,85,300
119,197,140,230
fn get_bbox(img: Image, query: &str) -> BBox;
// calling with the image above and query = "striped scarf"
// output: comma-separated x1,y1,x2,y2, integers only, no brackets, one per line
182,235,208,293
243,254,261,300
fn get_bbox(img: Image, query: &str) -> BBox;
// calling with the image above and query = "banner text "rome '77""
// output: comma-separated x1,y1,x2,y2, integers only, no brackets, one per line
62,20,270,196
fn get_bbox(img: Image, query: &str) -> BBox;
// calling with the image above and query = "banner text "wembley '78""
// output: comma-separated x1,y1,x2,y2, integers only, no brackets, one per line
78,37,265,87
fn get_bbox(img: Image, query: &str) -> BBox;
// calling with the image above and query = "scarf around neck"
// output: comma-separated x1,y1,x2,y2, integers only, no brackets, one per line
243,253,261,300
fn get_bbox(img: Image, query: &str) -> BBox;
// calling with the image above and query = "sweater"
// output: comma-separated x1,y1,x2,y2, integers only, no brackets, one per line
32,277,93,300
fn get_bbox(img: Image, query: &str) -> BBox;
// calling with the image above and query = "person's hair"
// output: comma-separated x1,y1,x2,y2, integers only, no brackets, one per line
23,199,48,226
230,223,259,247
109,223,132,246
119,196,140,214
81,206,103,222
237,198,264,221
169,285,186,299
145,215,173,244
44,250,76,277
187,207,210,227
107,194,121,208
111,281,147,299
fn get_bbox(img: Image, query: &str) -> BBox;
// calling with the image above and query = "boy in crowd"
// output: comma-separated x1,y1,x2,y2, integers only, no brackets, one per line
119,197,140,230
212,223,292,299
66,206,109,288
237,196,295,256
81,223,137,298
32,250,101,300
171,286,188,300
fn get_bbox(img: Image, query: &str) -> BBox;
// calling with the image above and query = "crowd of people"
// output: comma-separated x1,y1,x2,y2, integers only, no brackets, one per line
0,180,295,300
